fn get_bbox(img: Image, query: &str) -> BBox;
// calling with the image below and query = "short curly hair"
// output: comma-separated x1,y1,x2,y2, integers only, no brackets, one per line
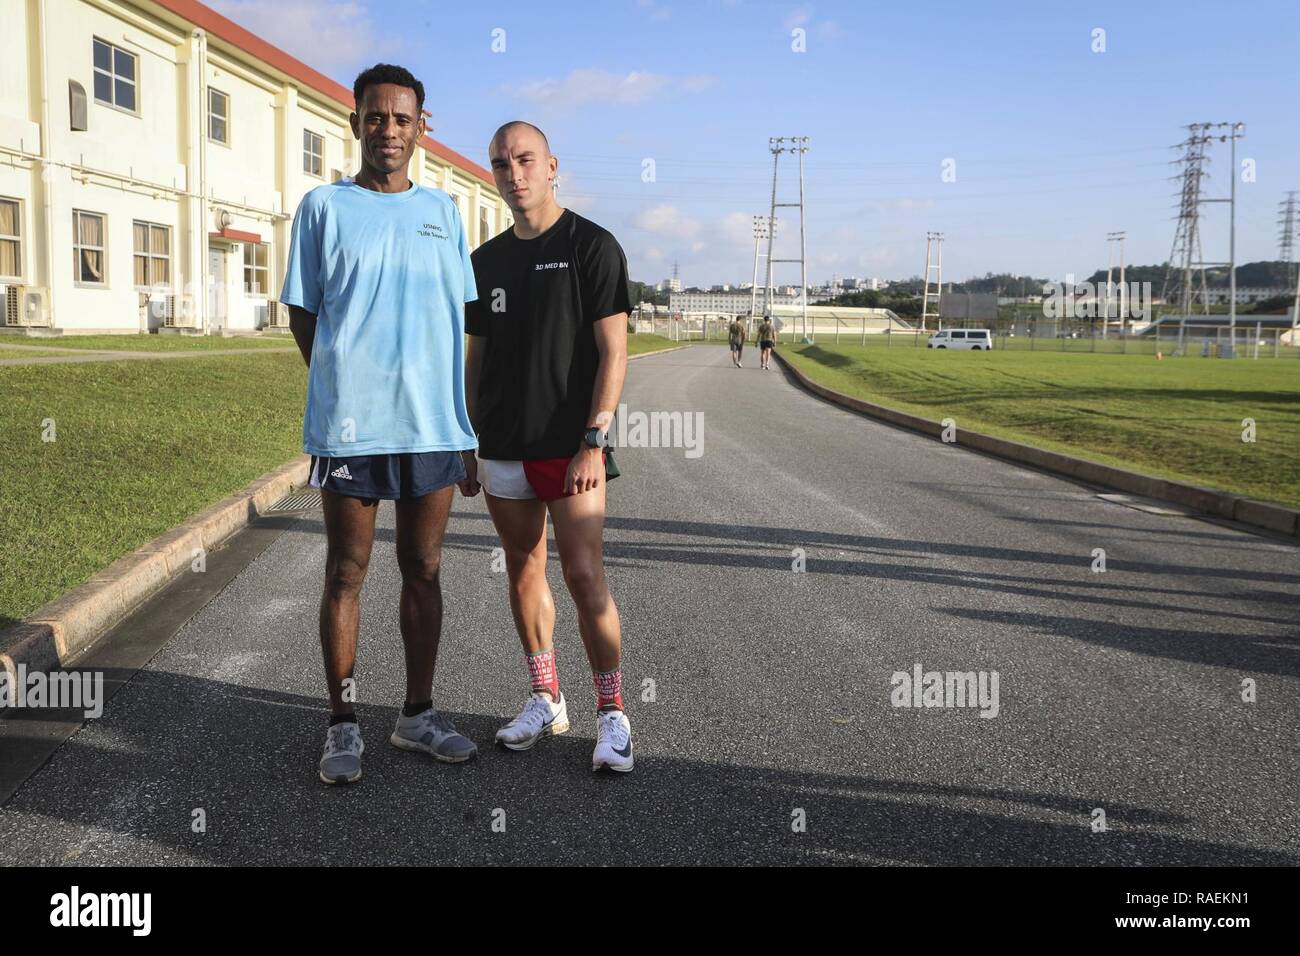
353,63,425,113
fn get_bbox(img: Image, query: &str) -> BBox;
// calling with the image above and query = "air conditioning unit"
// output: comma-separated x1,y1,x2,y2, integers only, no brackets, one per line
4,286,50,326
265,300,289,327
163,293,196,327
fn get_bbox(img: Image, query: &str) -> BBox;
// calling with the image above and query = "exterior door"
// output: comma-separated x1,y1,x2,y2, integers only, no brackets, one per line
208,247,226,330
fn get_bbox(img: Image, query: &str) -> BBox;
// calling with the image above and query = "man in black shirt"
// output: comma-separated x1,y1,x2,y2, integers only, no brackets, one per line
463,121,634,772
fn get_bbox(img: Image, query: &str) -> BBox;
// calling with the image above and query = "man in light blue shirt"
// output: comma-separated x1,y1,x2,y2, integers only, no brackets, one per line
281,63,480,784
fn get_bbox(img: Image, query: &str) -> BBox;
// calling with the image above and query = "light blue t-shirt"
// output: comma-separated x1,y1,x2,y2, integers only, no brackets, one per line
280,179,478,456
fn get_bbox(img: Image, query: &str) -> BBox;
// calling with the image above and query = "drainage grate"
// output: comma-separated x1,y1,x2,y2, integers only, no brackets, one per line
264,490,322,514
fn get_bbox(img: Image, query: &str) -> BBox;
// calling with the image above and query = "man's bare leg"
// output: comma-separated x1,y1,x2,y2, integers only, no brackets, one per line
320,490,378,715
548,481,620,674
394,486,455,707
486,492,571,749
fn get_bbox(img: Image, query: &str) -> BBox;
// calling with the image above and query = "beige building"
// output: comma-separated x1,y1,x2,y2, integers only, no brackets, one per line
0,0,510,335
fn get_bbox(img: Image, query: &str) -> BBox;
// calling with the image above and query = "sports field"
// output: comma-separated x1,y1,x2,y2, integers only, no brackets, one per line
780,343,1300,510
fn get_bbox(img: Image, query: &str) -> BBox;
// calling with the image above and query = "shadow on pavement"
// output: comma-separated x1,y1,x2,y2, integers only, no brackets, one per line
1,670,1293,866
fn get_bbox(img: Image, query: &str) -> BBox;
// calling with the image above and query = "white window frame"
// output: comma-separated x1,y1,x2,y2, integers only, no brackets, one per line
0,196,22,282
133,220,171,291
243,241,270,298
208,87,230,146
73,209,108,288
303,129,324,179
92,36,139,116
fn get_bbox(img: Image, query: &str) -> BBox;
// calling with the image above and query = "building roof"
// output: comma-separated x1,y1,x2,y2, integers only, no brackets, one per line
152,0,495,187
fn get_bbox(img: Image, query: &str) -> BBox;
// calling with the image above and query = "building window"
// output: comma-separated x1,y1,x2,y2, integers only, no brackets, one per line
208,88,229,145
243,242,269,296
303,130,323,178
93,37,137,113
479,208,491,245
0,198,20,281
73,210,106,285
133,221,170,288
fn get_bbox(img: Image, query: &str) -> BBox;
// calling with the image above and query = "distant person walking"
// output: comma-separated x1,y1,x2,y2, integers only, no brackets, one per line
757,316,776,370
729,315,747,367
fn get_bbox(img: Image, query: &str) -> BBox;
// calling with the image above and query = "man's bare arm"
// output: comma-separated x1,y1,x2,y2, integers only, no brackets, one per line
588,312,629,434
464,333,485,433
288,305,316,366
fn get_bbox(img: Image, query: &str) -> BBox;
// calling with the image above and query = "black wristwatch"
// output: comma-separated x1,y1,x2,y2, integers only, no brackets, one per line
582,426,607,449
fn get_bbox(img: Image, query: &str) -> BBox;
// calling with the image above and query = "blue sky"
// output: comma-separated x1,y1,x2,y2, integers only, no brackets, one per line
213,0,1300,289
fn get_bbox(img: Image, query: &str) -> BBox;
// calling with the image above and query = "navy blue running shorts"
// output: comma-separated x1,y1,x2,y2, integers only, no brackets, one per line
308,451,467,503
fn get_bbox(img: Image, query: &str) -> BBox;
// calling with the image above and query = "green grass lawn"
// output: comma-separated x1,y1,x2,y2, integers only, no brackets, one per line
780,343,1300,509
5,333,296,351
627,333,679,356
0,353,307,627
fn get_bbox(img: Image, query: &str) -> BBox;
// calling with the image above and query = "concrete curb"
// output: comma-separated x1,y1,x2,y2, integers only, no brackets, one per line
628,343,689,360
0,456,311,687
773,350,1300,539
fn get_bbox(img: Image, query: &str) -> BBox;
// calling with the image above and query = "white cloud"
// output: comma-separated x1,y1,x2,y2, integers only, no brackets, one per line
637,0,673,21
783,5,813,29
209,1,400,75
512,69,715,110
634,203,702,239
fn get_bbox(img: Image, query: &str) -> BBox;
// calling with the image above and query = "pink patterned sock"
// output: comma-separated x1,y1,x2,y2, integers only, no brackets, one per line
593,668,623,712
526,648,560,700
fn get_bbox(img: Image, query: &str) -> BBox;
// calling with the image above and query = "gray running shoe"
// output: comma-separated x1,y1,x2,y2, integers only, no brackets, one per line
320,721,364,785
390,707,478,763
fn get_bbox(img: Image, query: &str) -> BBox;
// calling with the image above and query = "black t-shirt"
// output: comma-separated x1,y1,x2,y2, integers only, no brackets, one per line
466,209,631,460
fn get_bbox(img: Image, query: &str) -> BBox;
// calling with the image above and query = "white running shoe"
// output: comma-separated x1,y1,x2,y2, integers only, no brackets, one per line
592,709,634,772
495,692,569,751
319,721,364,784
390,707,478,763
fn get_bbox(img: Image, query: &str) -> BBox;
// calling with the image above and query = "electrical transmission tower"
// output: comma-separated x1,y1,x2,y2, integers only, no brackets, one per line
1279,192,1298,263
1162,122,1246,349
920,232,943,332
762,137,810,342
1162,125,1212,321
1282,192,1300,330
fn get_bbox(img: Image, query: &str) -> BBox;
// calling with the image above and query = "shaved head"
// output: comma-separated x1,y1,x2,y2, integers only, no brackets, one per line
490,121,550,157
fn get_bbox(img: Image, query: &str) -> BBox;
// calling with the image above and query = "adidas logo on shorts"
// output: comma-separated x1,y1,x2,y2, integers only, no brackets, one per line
330,463,353,481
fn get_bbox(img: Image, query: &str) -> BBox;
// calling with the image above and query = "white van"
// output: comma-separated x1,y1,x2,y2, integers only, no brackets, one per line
927,329,993,350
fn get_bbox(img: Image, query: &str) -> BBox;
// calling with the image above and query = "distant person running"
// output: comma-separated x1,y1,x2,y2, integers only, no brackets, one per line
729,315,747,367
463,121,635,772
757,316,776,370
281,64,480,785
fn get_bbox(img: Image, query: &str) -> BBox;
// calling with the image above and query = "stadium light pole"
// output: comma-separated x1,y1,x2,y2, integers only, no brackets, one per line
751,215,773,331
1106,231,1125,340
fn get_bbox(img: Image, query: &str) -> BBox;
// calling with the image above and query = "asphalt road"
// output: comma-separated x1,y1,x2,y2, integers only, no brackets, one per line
2,344,1297,865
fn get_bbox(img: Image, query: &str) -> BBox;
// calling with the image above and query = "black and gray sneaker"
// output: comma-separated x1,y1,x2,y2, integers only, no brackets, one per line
390,707,478,763
320,721,364,785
